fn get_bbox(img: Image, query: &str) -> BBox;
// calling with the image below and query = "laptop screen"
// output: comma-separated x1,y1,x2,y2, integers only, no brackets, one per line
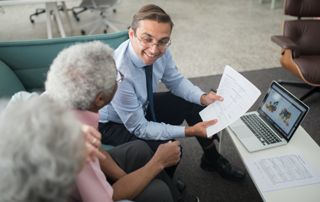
258,81,309,141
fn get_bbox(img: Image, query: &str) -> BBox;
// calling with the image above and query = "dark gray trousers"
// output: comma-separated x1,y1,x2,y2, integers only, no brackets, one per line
108,140,178,202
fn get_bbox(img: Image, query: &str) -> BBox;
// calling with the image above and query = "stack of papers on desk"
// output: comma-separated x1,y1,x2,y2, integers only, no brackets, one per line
245,153,320,192
200,65,261,137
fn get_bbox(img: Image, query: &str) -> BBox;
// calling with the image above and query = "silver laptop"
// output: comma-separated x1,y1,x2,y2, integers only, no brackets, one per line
229,81,309,152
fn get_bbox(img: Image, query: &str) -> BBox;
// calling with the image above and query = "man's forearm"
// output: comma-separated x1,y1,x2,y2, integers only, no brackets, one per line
99,150,126,181
111,157,163,201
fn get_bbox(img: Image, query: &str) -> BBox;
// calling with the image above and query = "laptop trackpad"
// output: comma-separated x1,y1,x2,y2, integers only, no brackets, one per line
231,124,263,141
236,127,252,138
230,120,253,138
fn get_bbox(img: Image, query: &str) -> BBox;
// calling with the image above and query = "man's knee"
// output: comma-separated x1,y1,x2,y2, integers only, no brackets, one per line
134,179,174,202
128,140,154,160
109,140,154,173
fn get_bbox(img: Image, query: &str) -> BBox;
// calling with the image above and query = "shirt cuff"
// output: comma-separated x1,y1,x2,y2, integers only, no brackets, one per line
193,90,206,105
170,125,186,138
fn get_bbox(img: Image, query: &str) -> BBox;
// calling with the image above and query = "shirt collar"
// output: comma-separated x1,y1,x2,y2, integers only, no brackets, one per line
72,110,99,129
128,41,147,68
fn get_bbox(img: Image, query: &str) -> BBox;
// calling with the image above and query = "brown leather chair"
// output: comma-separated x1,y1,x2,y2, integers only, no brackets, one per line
271,0,320,101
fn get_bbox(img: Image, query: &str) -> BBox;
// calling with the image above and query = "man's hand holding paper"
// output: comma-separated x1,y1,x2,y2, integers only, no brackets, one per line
185,119,218,138
200,65,261,138
200,91,224,106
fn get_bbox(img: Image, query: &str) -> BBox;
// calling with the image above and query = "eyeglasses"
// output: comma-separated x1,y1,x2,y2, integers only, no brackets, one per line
116,70,124,83
135,34,171,50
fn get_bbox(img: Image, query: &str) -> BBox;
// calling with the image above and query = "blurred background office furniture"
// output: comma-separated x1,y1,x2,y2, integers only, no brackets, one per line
259,0,283,9
271,0,320,101
0,0,72,39
71,0,120,34
72,0,116,22
45,1,73,38
29,2,65,23
29,7,46,23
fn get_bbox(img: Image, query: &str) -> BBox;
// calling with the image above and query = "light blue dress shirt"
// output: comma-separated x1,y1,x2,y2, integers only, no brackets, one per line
99,40,204,140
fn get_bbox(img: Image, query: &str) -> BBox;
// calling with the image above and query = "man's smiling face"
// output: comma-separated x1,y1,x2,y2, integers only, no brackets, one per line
129,19,172,65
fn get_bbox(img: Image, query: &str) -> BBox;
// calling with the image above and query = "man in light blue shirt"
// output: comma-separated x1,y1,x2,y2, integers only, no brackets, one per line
99,4,245,181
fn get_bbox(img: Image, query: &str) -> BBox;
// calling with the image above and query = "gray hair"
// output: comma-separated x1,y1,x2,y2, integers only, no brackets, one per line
0,96,85,202
45,41,117,110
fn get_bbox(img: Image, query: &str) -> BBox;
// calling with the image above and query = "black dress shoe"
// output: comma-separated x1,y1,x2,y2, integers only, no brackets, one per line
178,193,200,202
176,179,200,202
200,155,246,181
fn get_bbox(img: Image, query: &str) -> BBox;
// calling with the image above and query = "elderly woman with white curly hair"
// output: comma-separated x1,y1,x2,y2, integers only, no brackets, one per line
45,41,183,202
0,96,86,202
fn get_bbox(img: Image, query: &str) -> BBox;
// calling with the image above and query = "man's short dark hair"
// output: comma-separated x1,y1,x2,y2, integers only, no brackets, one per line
131,4,174,32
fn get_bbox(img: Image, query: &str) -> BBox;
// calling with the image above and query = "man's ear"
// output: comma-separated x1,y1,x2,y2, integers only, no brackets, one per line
129,28,135,39
95,92,108,108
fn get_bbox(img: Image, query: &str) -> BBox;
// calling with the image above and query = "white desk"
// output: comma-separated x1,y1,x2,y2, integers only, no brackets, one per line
226,126,320,202
0,0,73,39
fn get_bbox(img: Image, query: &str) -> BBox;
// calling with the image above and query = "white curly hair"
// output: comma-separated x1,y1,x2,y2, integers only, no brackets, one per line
45,41,117,110
0,96,85,202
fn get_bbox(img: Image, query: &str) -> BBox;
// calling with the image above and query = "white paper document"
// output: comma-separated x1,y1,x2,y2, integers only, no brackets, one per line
245,153,320,192
199,65,261,137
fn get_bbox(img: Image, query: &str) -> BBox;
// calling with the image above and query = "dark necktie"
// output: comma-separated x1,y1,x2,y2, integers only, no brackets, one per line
144,65,157,121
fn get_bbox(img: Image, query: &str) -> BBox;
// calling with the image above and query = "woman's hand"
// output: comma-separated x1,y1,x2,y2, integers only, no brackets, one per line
82,125,106,162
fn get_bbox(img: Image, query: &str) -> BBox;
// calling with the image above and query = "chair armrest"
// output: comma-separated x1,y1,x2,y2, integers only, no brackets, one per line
271,35,300,58
271,35,297,49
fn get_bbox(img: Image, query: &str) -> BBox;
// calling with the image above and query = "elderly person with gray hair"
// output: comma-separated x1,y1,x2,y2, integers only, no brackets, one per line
45,41,184,202
0,96,86,202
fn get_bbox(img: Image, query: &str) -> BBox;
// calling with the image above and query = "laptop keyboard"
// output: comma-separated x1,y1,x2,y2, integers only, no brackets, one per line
241,114,281,145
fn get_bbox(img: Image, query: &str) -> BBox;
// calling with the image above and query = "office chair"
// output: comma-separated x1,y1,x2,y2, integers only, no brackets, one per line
72,0,117,22
271,0,320,101
71,0,120,35
29,4,65,24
